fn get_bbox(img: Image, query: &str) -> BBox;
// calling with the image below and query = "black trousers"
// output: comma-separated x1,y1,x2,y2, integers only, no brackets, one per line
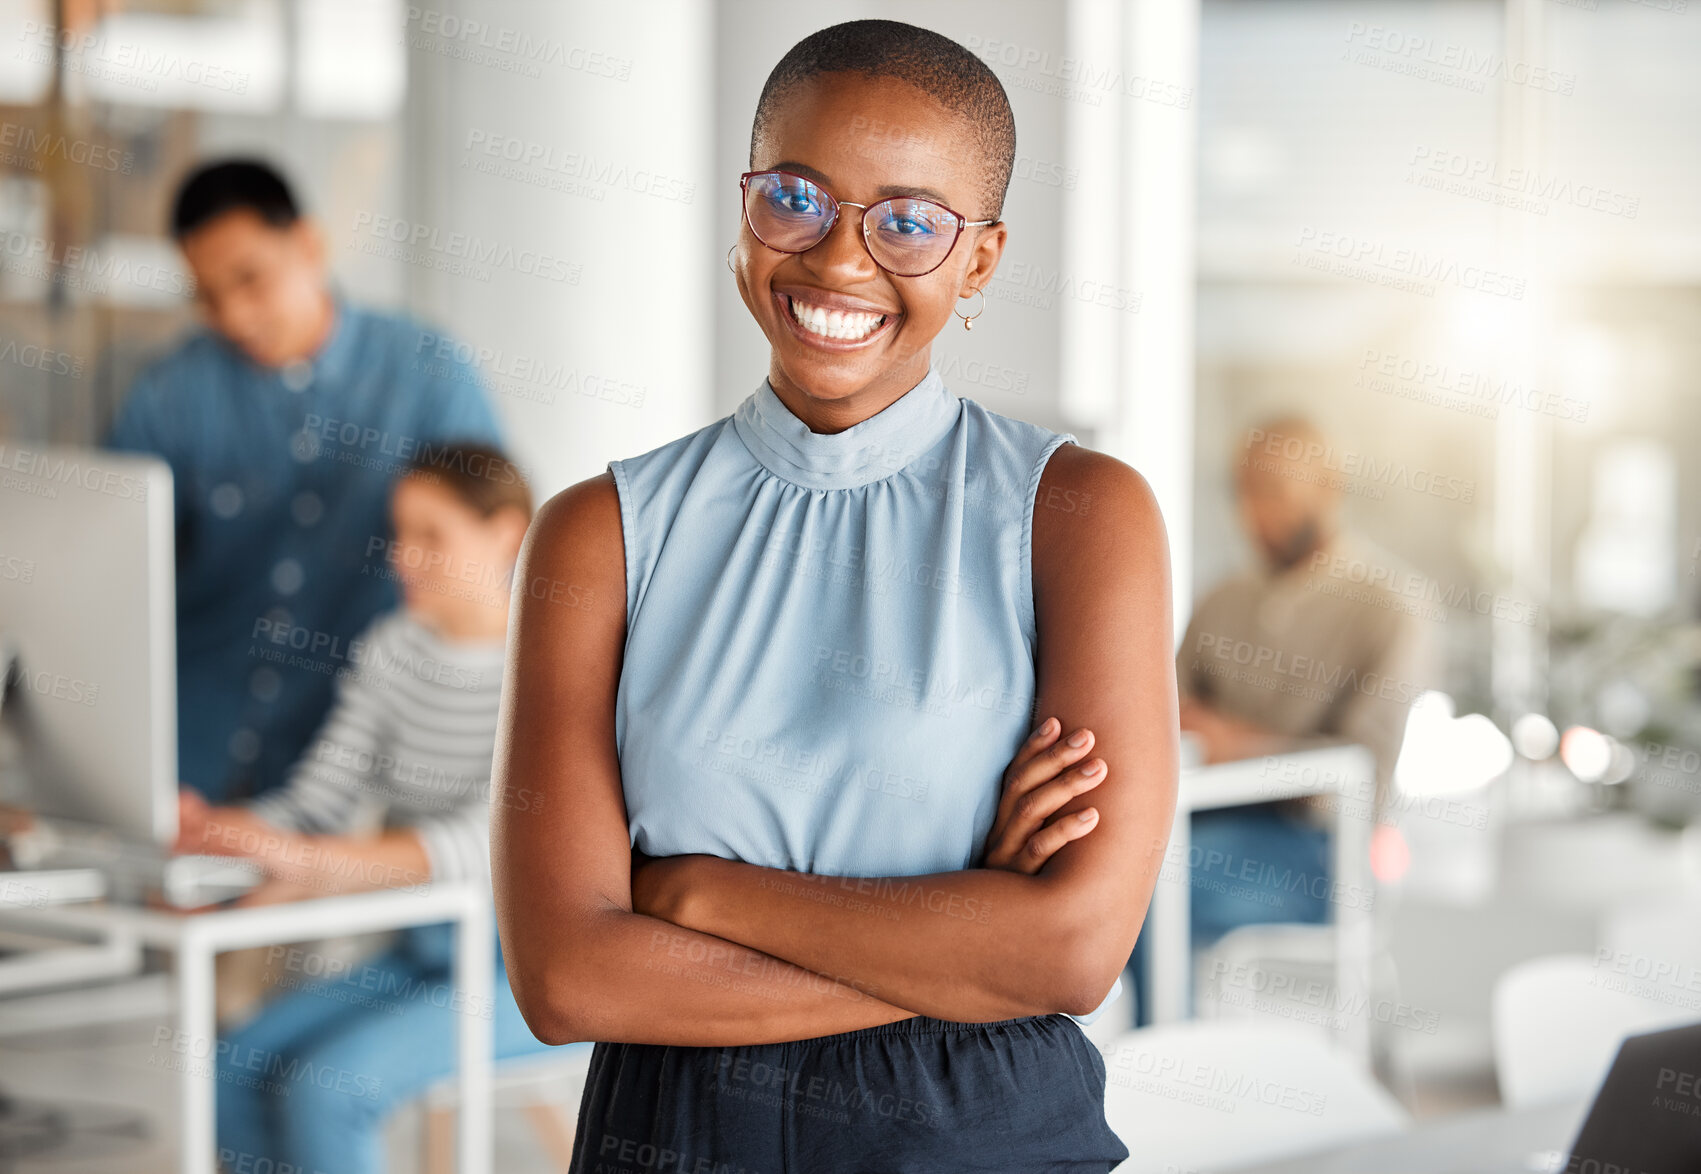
568,1012,1129,1174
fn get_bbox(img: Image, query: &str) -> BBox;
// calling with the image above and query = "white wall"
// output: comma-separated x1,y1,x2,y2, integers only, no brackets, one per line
401,0,715,499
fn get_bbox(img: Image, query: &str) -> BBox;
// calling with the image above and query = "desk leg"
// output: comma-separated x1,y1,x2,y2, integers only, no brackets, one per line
178,929,217,1174
1333,793,1374,1070
1149,804,1190,1024
453,897,493,1174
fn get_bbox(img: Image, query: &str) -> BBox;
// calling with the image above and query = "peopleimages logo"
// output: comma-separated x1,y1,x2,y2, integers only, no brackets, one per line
402,7,633,81
1407,146,1639,220
1341,22,1576,96
0,231,196,298
0,444,149,501
412,331,648,410
1355,348,1590,424
462,131,696,204
1292,227,1525,302
0,337,87,377
1305,547,1540,626
14,21,251,94
348,212,581,285
0,121,134,173
1241,428,1475,504
1190,630,1427,708
958,34,1193,108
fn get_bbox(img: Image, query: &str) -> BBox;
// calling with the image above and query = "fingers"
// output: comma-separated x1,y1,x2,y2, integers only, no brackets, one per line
236,882,294,909
174,808,206,856
1017,807,1100,873
983,716,1108,875
999,722,1099,815
1005,716,1063,775
176,790,226,854
984,756,1108,872
1007,717,1095,772
1005,756,1107,839
232,882,273,909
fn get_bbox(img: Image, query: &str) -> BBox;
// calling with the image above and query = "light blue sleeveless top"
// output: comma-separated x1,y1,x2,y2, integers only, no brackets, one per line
607,368,1122,1026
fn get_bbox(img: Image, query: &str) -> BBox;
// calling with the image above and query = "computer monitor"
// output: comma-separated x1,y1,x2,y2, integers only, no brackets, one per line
0,445,177,846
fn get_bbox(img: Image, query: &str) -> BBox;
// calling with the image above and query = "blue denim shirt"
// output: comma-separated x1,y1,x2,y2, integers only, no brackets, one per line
106,295,503,803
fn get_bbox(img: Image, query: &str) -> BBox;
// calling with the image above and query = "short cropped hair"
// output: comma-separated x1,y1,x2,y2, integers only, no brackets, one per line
750,19,1017,221
404,442,533,522
171,159,301,239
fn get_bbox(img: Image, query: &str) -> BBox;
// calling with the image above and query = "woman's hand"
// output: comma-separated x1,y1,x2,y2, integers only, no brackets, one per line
233,875,324,908
174,790,208,854
982,716,1107,875
173,789,278,857
258,829,431,897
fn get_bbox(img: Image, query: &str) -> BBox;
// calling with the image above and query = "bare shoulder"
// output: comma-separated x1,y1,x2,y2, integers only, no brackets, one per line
1032,442,1167,569
514,471,626,630
525,471,623,575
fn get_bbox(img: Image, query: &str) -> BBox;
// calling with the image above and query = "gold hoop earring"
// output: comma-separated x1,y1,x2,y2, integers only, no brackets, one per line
726,245,738,275
955,287,986,331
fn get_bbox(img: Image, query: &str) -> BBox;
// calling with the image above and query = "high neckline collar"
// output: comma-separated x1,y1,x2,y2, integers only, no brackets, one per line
733,369,961,490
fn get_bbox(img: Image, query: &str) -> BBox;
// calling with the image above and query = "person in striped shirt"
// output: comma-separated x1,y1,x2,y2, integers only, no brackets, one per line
174,441,567,1174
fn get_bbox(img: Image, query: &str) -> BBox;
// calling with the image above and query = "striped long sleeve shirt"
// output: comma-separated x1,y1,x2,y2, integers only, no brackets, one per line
245,609,507,887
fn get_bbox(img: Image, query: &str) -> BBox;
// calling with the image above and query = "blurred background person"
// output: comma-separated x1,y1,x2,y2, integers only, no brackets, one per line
173,442,562,1174
1127,414,1438,1025
106,159,505,807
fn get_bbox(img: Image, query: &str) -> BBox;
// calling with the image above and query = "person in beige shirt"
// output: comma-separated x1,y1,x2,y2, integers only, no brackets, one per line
1128,414,1440,1024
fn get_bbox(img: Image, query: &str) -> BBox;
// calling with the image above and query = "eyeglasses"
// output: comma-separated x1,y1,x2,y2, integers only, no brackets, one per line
739,169,995,278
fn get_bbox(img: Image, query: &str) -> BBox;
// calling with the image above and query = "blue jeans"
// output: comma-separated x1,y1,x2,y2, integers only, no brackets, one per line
1126,802,1331,1026
214,922,576,1174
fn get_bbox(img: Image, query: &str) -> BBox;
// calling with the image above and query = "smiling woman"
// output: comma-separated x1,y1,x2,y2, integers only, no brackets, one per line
490,17,1178,1173
727,43,1012,419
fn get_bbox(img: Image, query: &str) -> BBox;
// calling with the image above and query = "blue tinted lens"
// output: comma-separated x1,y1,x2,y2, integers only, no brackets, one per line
870,202,950,238
746,172,835,251
758,174,828,219
867,198,957,273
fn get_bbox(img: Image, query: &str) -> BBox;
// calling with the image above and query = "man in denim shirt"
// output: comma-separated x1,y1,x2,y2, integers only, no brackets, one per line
107,159,504,804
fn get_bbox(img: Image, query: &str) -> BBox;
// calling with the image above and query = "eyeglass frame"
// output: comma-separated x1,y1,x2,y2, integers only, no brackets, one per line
738,168,997,278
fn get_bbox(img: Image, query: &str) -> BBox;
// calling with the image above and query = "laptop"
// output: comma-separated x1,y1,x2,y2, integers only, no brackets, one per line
1559,1019,1701,1173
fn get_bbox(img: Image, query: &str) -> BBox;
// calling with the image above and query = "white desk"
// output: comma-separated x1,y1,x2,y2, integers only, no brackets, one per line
0,884,493,1174
1221,1094,1591,1173
1145,744,1378,1066
1100,1019,1408,1173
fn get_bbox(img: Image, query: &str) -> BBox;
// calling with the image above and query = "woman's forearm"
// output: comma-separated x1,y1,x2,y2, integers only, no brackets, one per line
257,834,923,1044
253,828,433,895
641,857,1107,1022
510,905,918,1046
